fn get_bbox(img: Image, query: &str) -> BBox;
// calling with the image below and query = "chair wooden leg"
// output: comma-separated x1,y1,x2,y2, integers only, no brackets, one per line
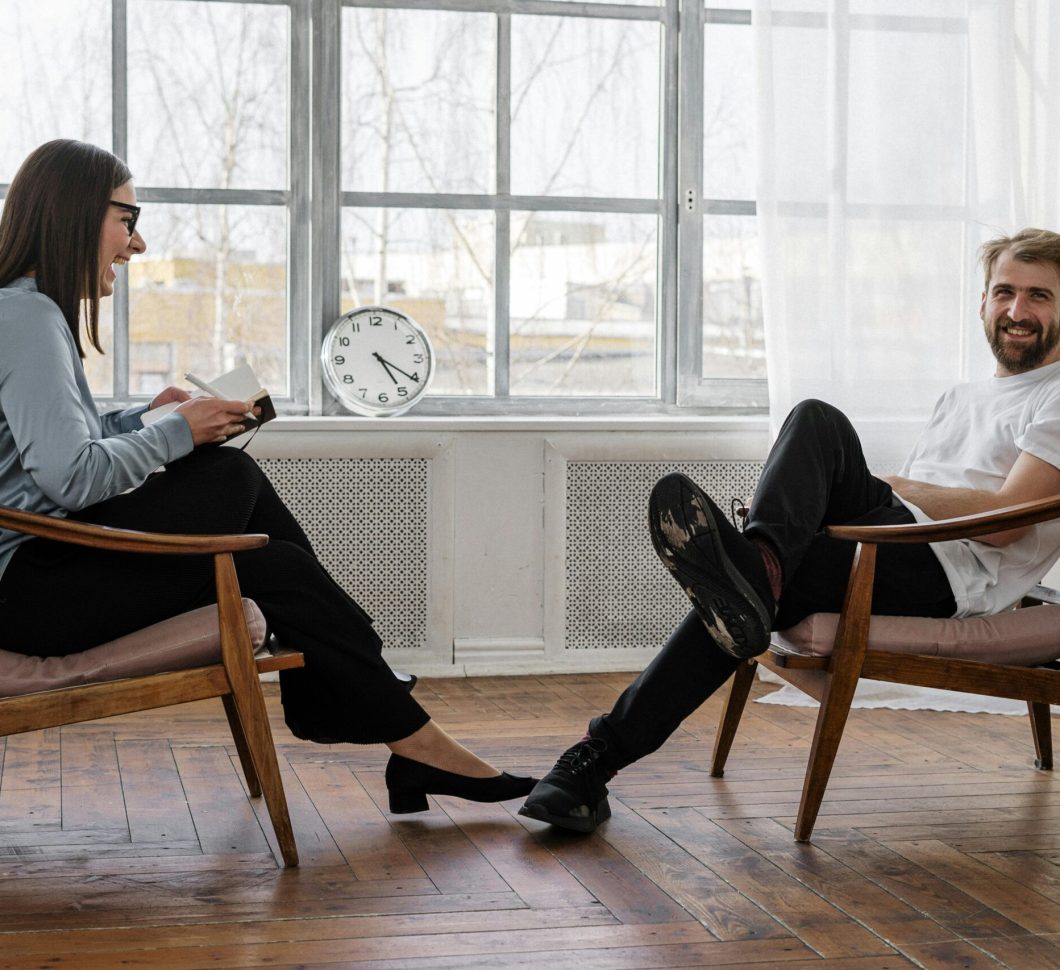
1028,701,1053,770
215,554,299,867
711,660,757,777
794,663,862,842
223,693,262,798
793,541,875,843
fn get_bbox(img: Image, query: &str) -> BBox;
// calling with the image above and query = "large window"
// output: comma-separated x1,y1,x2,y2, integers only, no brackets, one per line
0,0,763,414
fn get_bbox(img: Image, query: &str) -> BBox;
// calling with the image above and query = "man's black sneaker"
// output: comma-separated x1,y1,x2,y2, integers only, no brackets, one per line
649,472,774,660
518,738,612,833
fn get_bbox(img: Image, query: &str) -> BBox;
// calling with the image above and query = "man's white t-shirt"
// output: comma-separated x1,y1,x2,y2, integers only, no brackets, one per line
897,358,1060,617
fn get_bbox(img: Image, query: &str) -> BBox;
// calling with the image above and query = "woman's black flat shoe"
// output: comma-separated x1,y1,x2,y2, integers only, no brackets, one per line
385,754,538,814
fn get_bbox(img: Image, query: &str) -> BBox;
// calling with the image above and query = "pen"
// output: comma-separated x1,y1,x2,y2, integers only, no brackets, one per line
184,372,228,398
185,373,256,421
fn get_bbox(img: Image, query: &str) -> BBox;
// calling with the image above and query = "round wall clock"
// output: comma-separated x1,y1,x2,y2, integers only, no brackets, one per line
321,306,435,417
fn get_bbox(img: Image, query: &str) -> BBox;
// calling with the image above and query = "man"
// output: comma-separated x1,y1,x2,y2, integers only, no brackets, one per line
520,228,1060,833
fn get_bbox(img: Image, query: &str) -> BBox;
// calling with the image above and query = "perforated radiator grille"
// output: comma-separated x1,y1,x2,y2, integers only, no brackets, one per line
564,462,763,651
258,458,429,650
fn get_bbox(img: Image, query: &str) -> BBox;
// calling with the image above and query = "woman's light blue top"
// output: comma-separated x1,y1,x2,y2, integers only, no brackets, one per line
0,277,193,578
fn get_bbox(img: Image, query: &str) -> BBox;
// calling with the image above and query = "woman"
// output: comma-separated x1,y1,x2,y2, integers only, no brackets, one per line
0,139,535,812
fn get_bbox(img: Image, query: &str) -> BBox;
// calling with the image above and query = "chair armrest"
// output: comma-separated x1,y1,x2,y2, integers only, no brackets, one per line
0,505,267,555
825,493,1060,544
1023,584,1060,607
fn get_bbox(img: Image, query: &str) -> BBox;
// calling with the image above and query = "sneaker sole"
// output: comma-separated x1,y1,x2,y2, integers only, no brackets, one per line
648,473,770,659
518,796,611,834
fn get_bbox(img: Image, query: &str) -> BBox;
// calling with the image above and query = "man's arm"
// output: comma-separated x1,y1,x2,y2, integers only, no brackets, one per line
883,451,1060,546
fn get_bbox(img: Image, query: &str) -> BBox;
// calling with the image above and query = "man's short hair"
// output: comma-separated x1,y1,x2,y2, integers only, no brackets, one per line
981,228,1060,290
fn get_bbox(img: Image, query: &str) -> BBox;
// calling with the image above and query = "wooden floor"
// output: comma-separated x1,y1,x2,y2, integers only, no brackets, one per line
0,673,1058,969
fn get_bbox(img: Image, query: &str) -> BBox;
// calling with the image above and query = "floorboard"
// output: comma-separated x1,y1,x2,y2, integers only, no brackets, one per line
0,675,1056,968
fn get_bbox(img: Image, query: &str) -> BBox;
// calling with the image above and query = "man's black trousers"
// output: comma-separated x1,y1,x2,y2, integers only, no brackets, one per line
590,400,957,770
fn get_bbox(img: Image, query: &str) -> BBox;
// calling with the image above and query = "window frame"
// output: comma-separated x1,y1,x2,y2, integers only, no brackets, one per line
324,0,688,416
2,0,768,416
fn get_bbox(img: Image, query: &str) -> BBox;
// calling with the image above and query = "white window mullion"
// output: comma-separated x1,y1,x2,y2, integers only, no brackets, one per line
112,0,130,401
676,0,704,407
313,0,343,414
494,12,512,397
289,0,313,412
658,0,680,404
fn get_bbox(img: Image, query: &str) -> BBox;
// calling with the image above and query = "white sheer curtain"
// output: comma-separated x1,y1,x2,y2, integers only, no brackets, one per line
753,1,1060,710
755,0,1060,466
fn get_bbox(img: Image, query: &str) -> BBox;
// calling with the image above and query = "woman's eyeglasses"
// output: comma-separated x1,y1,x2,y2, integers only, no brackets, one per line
109,200,141,237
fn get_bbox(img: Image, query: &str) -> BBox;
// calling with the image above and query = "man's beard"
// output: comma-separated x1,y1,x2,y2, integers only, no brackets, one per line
988,319,1060,374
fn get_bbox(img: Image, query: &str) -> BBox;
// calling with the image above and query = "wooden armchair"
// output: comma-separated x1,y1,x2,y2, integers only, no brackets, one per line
711,494,1060,842
0,505,303,867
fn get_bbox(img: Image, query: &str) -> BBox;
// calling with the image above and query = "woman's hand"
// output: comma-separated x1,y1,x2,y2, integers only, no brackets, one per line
148,386,192,410
174,397,256,446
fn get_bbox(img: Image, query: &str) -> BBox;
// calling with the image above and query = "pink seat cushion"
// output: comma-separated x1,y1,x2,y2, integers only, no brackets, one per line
774,605,1060,666
0,599,267,698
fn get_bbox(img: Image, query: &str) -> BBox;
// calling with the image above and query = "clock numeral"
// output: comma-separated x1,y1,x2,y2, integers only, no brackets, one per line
378,392,389,403
342,374,354,384
405,335,415,345
410,372,420,382
412,353,424,364
333,355,345,365
338,336,350,346
358,387,368,398
397,387,408,397
369,315,383,326
350,322,360,332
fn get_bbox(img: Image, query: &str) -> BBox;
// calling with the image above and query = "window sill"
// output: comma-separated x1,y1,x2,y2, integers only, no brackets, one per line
259,413,771,434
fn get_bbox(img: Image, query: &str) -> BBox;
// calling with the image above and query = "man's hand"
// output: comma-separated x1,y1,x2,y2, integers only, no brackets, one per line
147,386,192,410
884,452,1060,546
174,397,256,446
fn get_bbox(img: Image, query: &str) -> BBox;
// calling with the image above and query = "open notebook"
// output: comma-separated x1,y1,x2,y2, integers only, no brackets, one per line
141,363,276,440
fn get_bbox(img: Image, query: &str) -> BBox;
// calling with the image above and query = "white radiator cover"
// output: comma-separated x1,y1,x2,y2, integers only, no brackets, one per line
563,461,763,653
258,458,430,652
247,420,770,675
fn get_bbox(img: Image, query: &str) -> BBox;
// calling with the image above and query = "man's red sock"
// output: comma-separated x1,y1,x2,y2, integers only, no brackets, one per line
752,539,783,602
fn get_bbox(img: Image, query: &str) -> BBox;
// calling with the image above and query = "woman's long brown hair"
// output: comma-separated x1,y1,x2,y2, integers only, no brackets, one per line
0,140,132,358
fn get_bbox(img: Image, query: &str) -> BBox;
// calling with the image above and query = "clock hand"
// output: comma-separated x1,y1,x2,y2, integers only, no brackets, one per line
373,354,420,383
372,351,400,385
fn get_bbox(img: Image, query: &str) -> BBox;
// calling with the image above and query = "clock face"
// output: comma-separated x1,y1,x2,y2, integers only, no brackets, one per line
322,306,434,416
